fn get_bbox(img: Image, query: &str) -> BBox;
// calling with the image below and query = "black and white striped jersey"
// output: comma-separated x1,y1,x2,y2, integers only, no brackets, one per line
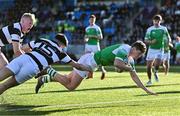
0,22,24,46
26,39,72,71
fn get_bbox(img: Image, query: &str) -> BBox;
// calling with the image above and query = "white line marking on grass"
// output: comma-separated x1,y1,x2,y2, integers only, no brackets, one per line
5,96,180,111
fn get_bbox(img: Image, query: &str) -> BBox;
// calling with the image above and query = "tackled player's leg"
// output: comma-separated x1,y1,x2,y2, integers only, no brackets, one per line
0,76,19,95
0,67,17,95
0,48,9,69
35,69,84,93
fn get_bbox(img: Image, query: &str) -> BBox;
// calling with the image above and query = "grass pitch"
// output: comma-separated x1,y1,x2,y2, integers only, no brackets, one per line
0,65,180,115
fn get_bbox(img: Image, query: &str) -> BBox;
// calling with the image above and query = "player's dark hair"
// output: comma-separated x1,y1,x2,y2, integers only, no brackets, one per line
55,33,68,47
153,14,162,21
90,14,96,19
132,41,146,53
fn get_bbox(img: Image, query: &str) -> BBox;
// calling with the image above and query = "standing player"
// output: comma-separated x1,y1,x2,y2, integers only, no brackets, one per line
175,36,180,64
36,41,156,95
84,14,106,79
145,14,171,85
0,13,36,69
162,35,172,75
0,33,92,95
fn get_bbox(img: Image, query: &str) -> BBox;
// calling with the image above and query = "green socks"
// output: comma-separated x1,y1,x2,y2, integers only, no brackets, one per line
41,67,57,83
42,75,51,83
47,67,57,77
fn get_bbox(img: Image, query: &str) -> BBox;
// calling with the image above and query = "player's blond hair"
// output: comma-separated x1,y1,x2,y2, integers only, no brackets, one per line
21,13,36,25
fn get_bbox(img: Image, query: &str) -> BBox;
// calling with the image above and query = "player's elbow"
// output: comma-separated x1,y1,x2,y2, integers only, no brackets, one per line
114,64,123,71
114,62,123,70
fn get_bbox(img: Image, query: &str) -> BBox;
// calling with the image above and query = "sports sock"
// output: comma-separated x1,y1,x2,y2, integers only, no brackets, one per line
47,67,57,77
42,75,51,83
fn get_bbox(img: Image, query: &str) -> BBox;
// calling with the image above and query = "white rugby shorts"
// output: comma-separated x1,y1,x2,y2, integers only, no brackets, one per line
85,44,100,53
146,48,164,61
6,54,40,84
163,51,170,61
73,53,98,78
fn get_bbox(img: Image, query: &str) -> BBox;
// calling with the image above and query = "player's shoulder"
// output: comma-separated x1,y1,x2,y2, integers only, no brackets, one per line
86,25,90,28
120,44,131,49
147,26,155,30
117,44,131,53
94,24,101,29
146,26,156,32
176,42,180,45
12,22,21,30
88,24,101,29
38,38,48,42
85,25,92,30
36,38,62,51
13,22,20,26
159,25,168,30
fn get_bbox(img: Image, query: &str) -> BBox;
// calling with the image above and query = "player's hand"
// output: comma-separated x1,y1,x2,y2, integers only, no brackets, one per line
146,90,158,96
100,72,105,80
169,43,173,48
151,39,157,44
84,38,88,42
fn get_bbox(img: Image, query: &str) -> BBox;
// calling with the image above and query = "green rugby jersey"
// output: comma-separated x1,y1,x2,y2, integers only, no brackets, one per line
175,42,180,54
164,36,171,53
145,25,170,49
94,44,135,69
85,24,102,45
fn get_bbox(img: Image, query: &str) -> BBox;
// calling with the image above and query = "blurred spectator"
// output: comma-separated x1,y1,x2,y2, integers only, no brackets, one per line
175,36,180,64
0,0,179,64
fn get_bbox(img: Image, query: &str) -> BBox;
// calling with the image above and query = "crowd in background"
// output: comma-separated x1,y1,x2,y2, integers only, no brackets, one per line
0,0,179,64
0,0,140,45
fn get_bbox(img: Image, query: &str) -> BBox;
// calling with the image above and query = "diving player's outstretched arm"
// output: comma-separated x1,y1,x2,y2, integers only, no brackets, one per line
114,59,157,95
129,71,157,95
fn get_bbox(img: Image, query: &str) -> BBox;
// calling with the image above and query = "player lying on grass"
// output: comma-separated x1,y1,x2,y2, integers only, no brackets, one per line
36,41,156,95
0,33,92,95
